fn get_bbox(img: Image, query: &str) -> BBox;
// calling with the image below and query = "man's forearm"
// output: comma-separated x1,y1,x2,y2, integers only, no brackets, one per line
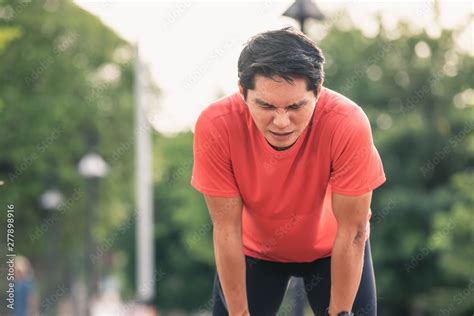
328,233,366,315
214,227,249,315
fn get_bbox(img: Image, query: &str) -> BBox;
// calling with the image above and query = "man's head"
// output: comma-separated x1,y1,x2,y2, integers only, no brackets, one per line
237,27,325,151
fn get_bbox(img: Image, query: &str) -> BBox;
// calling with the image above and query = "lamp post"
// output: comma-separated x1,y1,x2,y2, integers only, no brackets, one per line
134,43,155,304
283,0,325,34
78,152,108,315
40,188,63,313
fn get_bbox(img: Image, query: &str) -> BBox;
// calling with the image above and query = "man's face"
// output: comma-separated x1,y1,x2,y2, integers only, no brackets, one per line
239,74,320,151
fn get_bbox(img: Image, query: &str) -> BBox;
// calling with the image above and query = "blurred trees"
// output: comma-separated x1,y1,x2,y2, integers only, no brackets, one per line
0,0,135,313
318,16,473,316
153,131,215,309
119,131,216,310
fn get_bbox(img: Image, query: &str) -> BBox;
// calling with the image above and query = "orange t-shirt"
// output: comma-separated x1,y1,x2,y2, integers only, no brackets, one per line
191,87,386,262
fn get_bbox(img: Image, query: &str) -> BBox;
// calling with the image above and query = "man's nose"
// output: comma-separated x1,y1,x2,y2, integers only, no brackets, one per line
272,111,291,129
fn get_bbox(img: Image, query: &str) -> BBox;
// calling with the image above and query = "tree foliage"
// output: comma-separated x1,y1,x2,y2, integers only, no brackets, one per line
0,1,135,313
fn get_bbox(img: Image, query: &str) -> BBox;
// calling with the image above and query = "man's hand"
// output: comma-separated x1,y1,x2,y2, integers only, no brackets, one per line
328,191,372,315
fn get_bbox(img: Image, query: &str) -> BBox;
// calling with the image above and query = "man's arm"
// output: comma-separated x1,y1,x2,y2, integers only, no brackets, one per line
328,191,372,315
204,195,249,316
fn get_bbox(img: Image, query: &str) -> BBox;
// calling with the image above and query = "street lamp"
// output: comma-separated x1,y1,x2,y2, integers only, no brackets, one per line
283,0,325,34
78,152,108,315
40,189,64,211
78,153,109,178
40,188,63,314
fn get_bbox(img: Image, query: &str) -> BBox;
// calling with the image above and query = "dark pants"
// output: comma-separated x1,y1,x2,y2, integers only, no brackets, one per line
212,240,377,316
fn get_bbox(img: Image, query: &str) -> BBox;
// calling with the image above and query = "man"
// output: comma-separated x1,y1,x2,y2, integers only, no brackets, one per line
191,27,386,316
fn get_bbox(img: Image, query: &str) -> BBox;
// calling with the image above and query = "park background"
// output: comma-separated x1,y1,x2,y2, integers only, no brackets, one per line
0,0,473,315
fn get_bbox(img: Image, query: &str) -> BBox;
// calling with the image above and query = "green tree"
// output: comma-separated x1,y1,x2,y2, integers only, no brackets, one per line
119,131,216,311
319,15,473,316
0,0,135,313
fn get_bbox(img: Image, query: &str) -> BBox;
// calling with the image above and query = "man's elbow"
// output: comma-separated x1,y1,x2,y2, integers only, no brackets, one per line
353,227,368,245
337,223,369,246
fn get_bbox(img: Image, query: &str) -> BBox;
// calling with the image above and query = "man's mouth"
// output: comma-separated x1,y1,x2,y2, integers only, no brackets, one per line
269,131,294,141
270,131,293,136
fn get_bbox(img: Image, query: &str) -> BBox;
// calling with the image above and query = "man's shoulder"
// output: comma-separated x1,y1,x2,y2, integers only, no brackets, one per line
321,87,362,118
319,88,373,141
315,88,372,140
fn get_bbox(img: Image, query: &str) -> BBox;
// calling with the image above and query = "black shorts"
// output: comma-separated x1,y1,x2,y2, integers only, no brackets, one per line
212,239,377,316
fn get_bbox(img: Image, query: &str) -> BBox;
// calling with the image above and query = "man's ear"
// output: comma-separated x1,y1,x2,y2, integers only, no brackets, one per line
316,80,324,96
318,79,324,95
238,81,245,100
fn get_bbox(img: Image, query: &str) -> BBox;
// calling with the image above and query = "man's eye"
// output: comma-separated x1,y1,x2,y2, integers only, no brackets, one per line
288,105,300,110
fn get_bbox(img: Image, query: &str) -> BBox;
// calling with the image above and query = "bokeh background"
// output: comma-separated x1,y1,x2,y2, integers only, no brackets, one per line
0,0,473,315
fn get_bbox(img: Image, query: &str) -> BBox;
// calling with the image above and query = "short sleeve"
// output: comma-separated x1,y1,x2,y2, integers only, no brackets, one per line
329,108,386,195
191,113,241,197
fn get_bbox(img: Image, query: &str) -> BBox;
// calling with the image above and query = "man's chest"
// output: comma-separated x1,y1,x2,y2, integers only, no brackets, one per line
232,151,332,218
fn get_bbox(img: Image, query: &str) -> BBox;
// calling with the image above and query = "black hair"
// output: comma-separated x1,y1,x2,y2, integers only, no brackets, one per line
238,26,325,100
